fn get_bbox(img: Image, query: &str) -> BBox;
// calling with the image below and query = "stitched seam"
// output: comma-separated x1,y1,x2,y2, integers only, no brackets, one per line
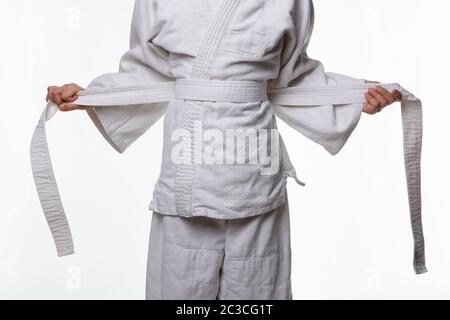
86,108,122,152
227,248,291,263
107,105,146,137
165,241,224,255
223,277,291,289
150,194,286,220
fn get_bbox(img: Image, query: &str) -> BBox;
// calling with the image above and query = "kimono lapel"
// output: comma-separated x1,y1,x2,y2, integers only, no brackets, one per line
191,0,241,79
174,0,242,215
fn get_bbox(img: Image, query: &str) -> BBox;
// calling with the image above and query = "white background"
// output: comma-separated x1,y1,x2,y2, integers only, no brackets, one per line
0,0,449,300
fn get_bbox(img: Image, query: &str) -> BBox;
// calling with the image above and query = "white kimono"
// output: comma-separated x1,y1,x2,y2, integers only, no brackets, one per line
31,0,426,275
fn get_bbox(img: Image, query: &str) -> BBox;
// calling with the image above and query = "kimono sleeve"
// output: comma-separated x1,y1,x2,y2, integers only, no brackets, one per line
85,0,173,153
270,0,365,155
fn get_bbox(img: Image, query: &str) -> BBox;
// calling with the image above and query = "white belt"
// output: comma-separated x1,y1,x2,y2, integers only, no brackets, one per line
30,79,426,274
175,79,268,103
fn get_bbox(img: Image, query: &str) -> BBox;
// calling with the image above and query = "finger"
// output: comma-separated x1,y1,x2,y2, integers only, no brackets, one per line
62,95,79,103
46,87,53,102
47,86,58,94
393,90,402,102
61,84,81,102
59,103,82,112
364,92,380,108
375,86,395,105
363,97,378,115
365,80,380,84
368,88,388,108
64,83,84,93
363,102,375,114
61,90,79,102
47,86,58,103
50,87,64,106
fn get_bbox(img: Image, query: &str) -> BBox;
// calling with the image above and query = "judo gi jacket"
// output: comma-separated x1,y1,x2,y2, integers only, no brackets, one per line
30,0,427,274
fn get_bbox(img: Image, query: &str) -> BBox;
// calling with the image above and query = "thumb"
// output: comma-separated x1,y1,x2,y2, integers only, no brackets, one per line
59,103,83,112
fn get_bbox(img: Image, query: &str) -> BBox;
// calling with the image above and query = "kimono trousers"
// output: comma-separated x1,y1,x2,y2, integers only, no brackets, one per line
30,0,427,299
